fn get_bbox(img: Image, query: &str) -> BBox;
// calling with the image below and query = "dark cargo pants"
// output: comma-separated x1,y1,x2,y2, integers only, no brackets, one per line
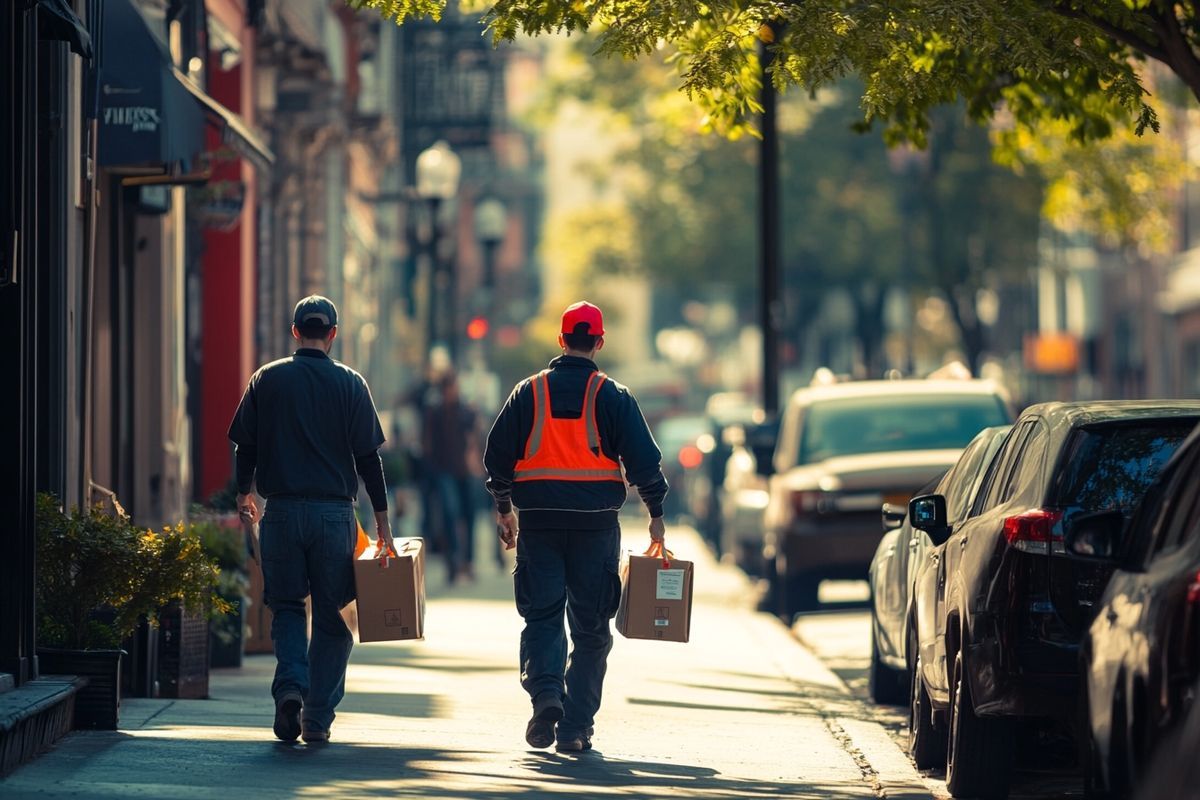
513,526,622,740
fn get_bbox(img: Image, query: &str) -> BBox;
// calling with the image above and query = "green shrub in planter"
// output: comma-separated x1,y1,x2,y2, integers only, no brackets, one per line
190,514,251,667
36,494,233,726
37,494,233,649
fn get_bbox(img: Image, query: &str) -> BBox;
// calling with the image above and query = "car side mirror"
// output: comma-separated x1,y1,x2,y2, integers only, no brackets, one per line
1065,510,1126,562
910,494,951,546
882,503,906,532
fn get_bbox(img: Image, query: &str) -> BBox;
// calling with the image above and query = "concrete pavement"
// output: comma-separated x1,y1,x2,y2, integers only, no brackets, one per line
1,524,931,799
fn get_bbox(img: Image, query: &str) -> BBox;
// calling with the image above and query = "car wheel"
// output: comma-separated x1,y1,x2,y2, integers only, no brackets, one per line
1079,679,1112,799
1107,690,1131,798
869,623,907,705
909,655,946,770
946,651,1013,799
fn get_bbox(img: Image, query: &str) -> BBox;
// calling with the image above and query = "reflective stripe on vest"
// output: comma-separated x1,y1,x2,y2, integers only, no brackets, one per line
524,370,551,459
513,370,624,483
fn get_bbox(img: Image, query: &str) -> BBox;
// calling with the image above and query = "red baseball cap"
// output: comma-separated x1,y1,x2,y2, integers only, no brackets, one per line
561,301,605,336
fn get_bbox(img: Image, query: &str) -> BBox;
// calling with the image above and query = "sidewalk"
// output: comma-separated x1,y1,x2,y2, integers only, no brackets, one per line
1,523,930,799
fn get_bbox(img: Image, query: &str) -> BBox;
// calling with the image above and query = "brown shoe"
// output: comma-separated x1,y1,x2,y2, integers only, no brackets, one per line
301,723,330,745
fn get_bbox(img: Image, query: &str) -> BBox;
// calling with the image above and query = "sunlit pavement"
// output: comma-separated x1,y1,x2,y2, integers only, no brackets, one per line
2,523,932,800
794,602,1084,800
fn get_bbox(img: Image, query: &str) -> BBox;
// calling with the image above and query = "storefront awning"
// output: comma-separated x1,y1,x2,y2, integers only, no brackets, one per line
94,0,205,169
94,0,273,174
174,74,275,172
37,0,92,58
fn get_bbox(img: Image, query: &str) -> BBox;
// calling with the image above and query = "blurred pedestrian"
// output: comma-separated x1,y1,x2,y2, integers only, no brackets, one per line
484,300,668,752
228,295,393,745
422,371,482,583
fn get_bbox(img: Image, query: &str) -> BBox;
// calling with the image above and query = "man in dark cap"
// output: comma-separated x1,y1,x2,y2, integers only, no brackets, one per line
484,300,668,752
229,295,393,745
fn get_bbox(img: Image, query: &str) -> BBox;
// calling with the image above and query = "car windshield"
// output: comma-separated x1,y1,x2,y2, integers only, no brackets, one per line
797,394,1008,464
1053,421,1198,513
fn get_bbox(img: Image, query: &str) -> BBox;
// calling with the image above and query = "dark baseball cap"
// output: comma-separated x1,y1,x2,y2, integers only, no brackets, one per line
561,301,605,336
293,295,338,329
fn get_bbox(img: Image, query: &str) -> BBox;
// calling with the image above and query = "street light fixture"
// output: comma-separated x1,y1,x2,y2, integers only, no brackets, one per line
414,140,461,365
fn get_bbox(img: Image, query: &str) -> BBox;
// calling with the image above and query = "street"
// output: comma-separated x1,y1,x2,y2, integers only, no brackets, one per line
3,524,933,800
794,606,1084,800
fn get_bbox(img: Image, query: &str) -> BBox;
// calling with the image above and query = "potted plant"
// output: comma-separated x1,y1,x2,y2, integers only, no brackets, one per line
35,494,230,729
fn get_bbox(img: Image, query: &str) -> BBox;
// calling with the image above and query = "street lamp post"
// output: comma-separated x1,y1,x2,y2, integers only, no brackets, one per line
415,140,462,366
473,195,507,361
759,34,782,417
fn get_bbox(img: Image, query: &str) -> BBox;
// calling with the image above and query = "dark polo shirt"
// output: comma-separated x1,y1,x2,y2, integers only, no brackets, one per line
228,348,385,501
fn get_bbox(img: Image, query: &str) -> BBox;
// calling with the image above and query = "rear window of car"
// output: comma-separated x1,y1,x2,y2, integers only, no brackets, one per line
1052,421,1198,513
797,394,1009,464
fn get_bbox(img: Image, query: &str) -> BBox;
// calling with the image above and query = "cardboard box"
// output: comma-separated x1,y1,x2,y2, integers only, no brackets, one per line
353,538,425,643
615,550,693,643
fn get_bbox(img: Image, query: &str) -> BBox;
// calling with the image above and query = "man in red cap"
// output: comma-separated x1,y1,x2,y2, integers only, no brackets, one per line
484,300,668,752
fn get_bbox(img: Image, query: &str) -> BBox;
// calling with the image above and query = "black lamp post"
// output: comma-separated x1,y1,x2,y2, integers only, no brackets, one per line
759,34,782,417
415,140,461,366
473,195,507,359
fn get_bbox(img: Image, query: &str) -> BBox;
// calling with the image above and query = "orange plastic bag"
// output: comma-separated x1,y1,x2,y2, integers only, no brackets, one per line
354,519,372,559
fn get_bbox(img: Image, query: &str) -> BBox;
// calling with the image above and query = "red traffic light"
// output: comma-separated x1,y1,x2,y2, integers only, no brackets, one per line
466,316,490,340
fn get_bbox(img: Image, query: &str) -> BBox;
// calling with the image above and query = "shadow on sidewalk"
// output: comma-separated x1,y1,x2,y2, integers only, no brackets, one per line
505,751,874,799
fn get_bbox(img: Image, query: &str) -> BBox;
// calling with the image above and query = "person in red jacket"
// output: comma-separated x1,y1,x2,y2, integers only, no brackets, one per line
484,301,668,752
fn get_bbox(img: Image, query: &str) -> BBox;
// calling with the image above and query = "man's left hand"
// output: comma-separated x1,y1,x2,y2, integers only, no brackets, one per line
375,510,396,555
237,493,260,525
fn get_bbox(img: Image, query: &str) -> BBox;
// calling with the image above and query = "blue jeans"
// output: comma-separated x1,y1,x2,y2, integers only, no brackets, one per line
514,526,622,739
432,472,475,575
259,498,356,731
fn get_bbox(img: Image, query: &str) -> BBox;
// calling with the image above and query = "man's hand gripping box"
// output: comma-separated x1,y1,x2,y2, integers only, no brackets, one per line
353,537,425,643
615,544,693,643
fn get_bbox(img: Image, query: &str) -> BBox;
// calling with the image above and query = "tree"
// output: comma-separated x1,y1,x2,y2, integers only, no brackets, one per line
348,0,1198,143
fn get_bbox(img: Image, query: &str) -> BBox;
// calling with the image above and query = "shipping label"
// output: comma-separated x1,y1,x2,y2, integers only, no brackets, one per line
656,569,685,600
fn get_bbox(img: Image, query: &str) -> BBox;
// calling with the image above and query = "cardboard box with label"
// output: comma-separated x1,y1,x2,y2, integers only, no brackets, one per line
352,537,425,643
615,548,693,643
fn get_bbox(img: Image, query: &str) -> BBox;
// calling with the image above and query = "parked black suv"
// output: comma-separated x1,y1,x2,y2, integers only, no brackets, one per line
1073,422,1200,797
908,401,1200,799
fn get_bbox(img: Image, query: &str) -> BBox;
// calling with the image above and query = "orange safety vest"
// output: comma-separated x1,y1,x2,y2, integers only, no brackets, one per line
513,370,624,483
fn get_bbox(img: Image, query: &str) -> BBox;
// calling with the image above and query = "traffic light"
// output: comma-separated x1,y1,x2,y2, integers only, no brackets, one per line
466,316,490,340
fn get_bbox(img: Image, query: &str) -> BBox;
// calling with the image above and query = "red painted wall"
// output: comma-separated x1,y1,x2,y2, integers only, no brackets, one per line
198,42,257,501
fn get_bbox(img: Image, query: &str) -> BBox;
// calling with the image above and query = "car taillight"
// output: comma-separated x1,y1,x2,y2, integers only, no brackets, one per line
1187,570,1200,605
1002,508,1063,554
791,490,827,516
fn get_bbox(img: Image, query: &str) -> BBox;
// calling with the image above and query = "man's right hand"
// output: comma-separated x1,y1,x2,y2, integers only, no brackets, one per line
649,516,666,547
497,511,519,551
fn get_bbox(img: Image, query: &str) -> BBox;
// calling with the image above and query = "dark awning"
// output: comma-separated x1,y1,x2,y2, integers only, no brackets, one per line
94,0,205,169
174,74,275,171
92,0,273,173
37,0,92,59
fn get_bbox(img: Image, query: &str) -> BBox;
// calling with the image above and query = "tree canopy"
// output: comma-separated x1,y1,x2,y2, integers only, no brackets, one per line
348,0,1200,142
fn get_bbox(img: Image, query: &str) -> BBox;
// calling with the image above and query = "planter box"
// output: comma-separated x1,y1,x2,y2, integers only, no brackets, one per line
157,603,209,699
121,616,158,698
37,649,124,730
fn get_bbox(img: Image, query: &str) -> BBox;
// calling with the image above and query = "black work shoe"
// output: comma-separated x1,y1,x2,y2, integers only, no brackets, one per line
525,695,564,749
273,693,303,742
555,735,593,752
301,723,331,745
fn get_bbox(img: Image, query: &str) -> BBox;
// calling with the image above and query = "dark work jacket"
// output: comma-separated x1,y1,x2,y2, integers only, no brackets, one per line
484,355,668,530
